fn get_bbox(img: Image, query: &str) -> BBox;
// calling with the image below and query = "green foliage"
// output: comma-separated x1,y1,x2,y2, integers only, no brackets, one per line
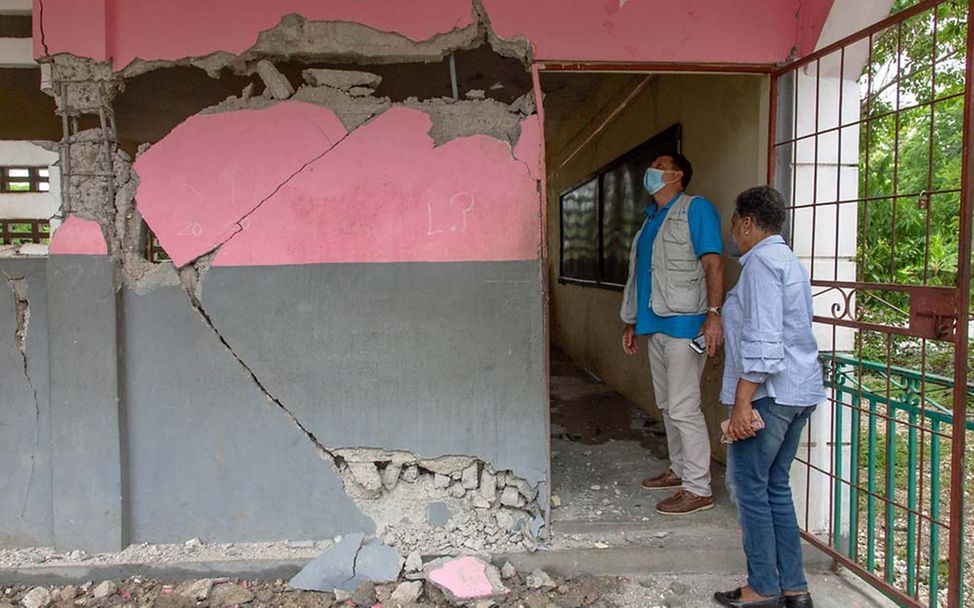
857,0,968,304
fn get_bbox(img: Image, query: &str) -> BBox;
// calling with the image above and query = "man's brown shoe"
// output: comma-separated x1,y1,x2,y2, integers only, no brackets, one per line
655,489,715,515
641,469,683,490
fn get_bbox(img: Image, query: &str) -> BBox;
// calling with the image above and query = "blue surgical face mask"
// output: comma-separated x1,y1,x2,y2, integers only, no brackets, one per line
643,168,666,195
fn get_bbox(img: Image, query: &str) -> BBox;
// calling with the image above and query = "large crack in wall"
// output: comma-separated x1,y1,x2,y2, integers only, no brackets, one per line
40,16,545,553
1,269,40,519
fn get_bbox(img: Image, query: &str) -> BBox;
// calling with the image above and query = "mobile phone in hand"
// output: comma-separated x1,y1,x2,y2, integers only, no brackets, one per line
689,333,707,354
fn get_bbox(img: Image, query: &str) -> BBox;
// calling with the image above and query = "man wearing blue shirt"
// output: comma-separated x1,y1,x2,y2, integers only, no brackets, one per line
619,153,724,516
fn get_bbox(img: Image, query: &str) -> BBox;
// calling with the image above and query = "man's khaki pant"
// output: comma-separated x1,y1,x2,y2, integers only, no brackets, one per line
647,333,712,497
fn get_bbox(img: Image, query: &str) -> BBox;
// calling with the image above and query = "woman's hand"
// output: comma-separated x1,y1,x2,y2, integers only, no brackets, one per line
728,400,757,441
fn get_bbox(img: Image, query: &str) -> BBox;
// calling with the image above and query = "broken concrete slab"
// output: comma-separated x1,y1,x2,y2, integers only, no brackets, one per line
287,532,363,592
301,68,382,91
426,556,508,604
350,539,402,587
255,60,294,100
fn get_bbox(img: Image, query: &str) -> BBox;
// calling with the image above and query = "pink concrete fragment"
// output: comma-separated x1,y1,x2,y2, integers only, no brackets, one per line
482,0,836,63
211,107,540,266
134,102,348,267
49,216,109,255
513,116,543,182
427,556,506,601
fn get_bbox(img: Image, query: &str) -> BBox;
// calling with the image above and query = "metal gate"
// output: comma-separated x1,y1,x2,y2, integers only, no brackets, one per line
768,1,973,606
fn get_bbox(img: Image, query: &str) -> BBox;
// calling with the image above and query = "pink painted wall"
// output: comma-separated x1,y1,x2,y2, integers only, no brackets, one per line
33,0,109,62
134,102,348,268
135,103,541,267
36,0,836,67
48,216,109,255
484,0,836,64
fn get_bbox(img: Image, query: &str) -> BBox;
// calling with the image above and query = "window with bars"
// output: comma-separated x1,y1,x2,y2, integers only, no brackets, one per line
0,220,51,245
1,167,51,193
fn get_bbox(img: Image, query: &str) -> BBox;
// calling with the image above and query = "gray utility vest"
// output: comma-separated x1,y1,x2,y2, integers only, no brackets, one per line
620,194,708,324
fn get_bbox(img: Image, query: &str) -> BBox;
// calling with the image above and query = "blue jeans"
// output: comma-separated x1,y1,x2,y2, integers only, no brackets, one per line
726,397,815,597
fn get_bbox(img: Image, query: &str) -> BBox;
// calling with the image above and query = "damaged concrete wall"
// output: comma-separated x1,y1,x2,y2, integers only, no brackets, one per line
9,14,547,551
0,259,52,548
545,73,769,457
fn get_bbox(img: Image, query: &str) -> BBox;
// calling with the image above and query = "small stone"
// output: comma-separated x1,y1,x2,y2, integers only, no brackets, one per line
65,550,88,561
465,89,486,99
333,589,352,602
461,463,479,489
390,581,422,604
590,485,601,491
433,474,451,489
500,562,517,580
210,582,254,607
525,570,556,591
254,589,273,603
21,587,51,608
256,60,294,100
184,537,203,549
59,587,77,601
472,496,490,509
669,581,690,595
557,585,569,594
348,462,383,493
402,465,420,483
499,486,525,508
509,478,538,502
351,581,375,606
176,579,213,601
480,470,497,502
91,582,116,599
450,483,467,498
347,86,375,97
594,542,609,549
550,495,562,508
405,551,423,573
381,463,403,491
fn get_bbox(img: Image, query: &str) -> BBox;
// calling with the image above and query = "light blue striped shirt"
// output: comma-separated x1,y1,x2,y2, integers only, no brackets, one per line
720,235,827,407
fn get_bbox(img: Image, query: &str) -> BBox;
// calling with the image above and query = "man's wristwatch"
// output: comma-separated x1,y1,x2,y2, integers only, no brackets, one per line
708,306,722,316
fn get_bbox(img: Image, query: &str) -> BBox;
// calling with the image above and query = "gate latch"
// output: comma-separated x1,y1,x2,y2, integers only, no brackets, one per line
909,286,957,341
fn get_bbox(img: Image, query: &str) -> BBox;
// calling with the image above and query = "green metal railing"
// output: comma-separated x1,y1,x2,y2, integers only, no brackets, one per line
822,353,974,606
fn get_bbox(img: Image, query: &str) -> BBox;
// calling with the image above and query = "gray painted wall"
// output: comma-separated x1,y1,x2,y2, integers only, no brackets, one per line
0,256,548,550
47,255,123,552
121,284,375,544
0,258,53,548
202,261,548,485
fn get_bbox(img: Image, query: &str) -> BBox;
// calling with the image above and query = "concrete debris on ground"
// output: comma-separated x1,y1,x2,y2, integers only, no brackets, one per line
288,534,401,593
